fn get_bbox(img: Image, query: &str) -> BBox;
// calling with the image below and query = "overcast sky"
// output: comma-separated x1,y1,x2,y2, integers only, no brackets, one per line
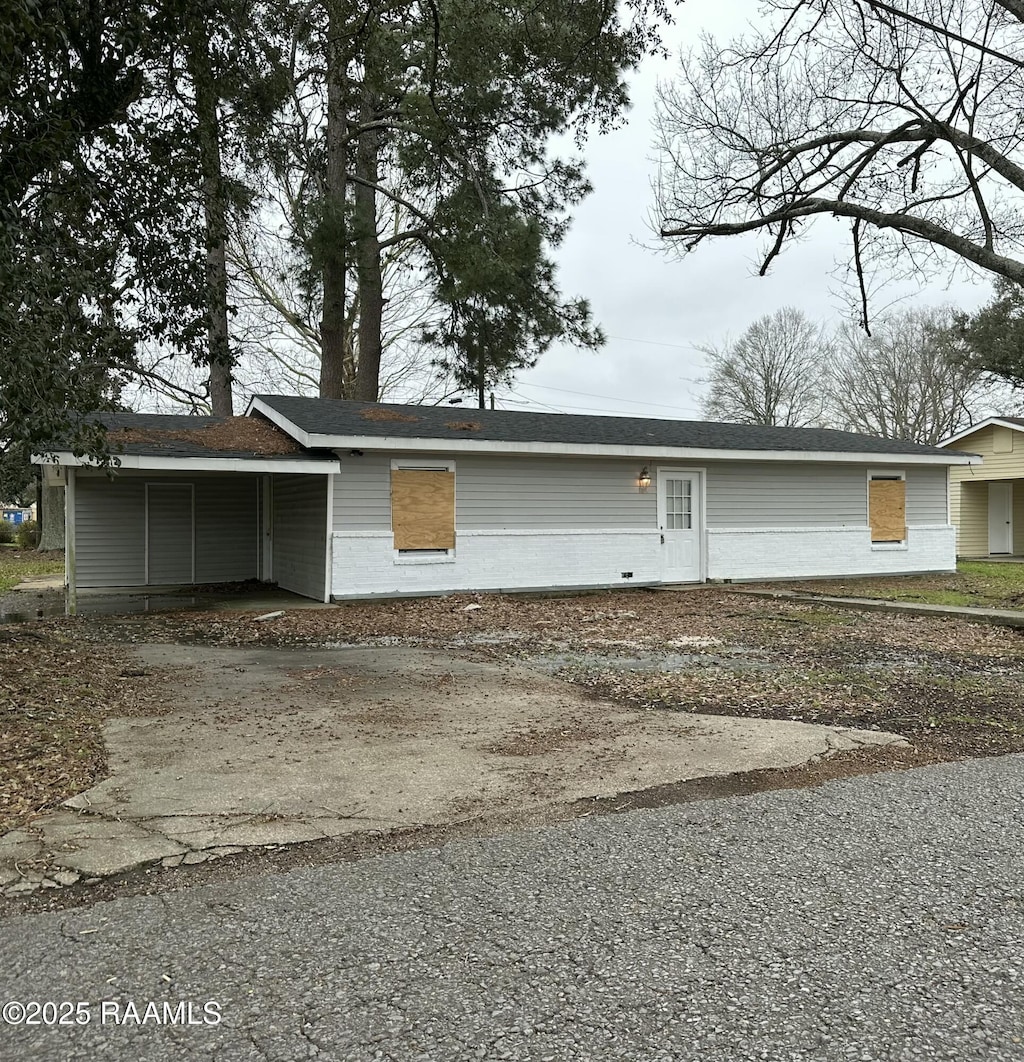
499,0,994,422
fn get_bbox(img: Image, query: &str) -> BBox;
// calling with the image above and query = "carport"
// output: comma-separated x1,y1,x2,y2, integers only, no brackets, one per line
42,415,338,606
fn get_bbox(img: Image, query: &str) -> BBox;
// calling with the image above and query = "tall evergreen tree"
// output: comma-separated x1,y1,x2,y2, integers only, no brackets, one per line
278,0,667,402
957,279,1024,392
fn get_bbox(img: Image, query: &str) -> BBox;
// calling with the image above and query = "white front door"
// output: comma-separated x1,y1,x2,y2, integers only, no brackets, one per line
988,481,1013,554
657,469,702,583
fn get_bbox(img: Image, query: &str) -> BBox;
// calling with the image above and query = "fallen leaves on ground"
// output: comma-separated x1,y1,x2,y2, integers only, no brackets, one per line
67,587,1024,761
5,586,1024,834
0,627,180,834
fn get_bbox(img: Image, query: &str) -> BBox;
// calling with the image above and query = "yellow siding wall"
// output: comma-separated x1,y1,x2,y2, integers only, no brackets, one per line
948,424,1024,554
1014,484,1024,555
956,481,989,555
949,425,1022,480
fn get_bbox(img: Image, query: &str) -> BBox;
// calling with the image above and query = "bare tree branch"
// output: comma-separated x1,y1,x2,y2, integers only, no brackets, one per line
654,0,1024,304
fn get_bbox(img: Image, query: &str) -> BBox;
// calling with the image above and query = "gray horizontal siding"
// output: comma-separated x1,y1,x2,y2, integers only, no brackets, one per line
146,484,194,584
331,457,392,531
195,477,258,582
272,473,327,599
329,454,949,535
704,461,948,529
905,465,948,524
76,476,146,586
333,454,657,532
74,471,259,588
704,462,868,528
458,455,656,529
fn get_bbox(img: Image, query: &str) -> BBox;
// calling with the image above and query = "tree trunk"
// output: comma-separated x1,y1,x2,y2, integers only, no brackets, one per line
353,78,384,402
187,25,234,417
37,480,65,551
319,1,350,399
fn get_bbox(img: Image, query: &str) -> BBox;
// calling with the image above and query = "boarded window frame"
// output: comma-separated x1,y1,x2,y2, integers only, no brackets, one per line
867,470,907,546
390,459,456,561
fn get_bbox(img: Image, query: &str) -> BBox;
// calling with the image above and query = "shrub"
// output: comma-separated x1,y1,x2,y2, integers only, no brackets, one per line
0,521,13,545
14,519,38,549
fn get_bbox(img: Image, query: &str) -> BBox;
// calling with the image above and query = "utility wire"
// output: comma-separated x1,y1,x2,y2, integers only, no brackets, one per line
606,334,706,353
515,380,702,414
505,388,698,420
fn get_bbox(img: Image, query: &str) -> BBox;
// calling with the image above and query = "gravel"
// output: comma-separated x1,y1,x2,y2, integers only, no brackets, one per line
2,754,1024,1061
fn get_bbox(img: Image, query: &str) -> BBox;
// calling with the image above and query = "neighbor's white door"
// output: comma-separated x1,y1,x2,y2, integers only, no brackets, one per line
657,469,702,583
988,481,1013,554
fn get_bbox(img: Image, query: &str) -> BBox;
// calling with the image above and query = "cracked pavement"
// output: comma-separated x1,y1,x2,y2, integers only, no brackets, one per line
0,643,905,894
2,754,1023,1061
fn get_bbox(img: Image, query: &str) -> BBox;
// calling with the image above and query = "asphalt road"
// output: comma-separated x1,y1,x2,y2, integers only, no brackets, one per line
2,756,1023,1062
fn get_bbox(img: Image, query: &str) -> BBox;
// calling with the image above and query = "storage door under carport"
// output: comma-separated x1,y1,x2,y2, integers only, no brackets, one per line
145,483,195,585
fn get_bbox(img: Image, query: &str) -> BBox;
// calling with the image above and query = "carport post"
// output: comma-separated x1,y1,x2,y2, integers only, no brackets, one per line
65,467,77,616
261,474,273,582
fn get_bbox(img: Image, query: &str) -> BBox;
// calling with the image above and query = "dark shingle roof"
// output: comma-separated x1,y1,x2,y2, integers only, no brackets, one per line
255,395,969,457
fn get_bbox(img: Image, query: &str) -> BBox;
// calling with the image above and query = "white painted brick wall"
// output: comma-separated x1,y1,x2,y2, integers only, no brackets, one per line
331,524,957,597
332,529,662,597
706,525,957,580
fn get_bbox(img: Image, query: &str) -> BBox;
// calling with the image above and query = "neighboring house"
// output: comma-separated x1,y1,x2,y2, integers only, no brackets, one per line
941,417,1024,557
37,398,978,602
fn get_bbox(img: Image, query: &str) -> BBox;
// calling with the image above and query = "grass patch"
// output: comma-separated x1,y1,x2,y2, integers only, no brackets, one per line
958,560,1024,594
0,550,63,592
783,560,1024,610
881,589,979,606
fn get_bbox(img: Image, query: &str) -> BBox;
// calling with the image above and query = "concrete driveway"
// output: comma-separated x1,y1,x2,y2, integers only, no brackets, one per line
0,643,904,891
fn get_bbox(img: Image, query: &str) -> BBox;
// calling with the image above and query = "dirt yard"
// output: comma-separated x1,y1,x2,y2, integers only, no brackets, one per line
4,585,1024,847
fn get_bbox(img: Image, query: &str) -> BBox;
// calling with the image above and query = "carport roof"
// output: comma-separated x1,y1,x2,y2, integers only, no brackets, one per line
37,413,339,473
88,413,335,461
250,395,978,463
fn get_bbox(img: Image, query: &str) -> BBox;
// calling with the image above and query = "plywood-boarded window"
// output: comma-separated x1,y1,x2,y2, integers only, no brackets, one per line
391,467,455,551
869,475,906,543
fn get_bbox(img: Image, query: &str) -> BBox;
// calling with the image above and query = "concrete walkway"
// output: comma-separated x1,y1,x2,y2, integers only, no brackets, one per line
735,587,1024,627
10,573,63,592
0,644,906,897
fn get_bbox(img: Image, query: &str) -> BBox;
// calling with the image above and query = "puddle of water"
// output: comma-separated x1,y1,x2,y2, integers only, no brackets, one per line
0,591,223,623
526,650,772,674
446,631,537,646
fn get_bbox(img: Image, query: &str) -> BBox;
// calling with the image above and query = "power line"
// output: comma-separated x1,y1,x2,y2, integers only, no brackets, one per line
515,380,702,415
505,388,698,420
606,333,705,352
503,389,567,415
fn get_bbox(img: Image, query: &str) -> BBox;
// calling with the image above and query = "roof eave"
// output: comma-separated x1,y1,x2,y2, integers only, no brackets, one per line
316,434,976,464
940,417,1024,447
33,452,336,474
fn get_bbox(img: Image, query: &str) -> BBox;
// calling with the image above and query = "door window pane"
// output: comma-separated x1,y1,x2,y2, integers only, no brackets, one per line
665,478,692,529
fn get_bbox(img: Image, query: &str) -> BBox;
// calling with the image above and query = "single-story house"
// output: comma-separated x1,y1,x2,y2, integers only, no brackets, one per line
941,417,1024,556
37,397,979,602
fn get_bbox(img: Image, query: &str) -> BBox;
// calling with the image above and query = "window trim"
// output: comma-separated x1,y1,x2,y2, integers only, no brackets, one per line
867,469,907,549
390,458,456,563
